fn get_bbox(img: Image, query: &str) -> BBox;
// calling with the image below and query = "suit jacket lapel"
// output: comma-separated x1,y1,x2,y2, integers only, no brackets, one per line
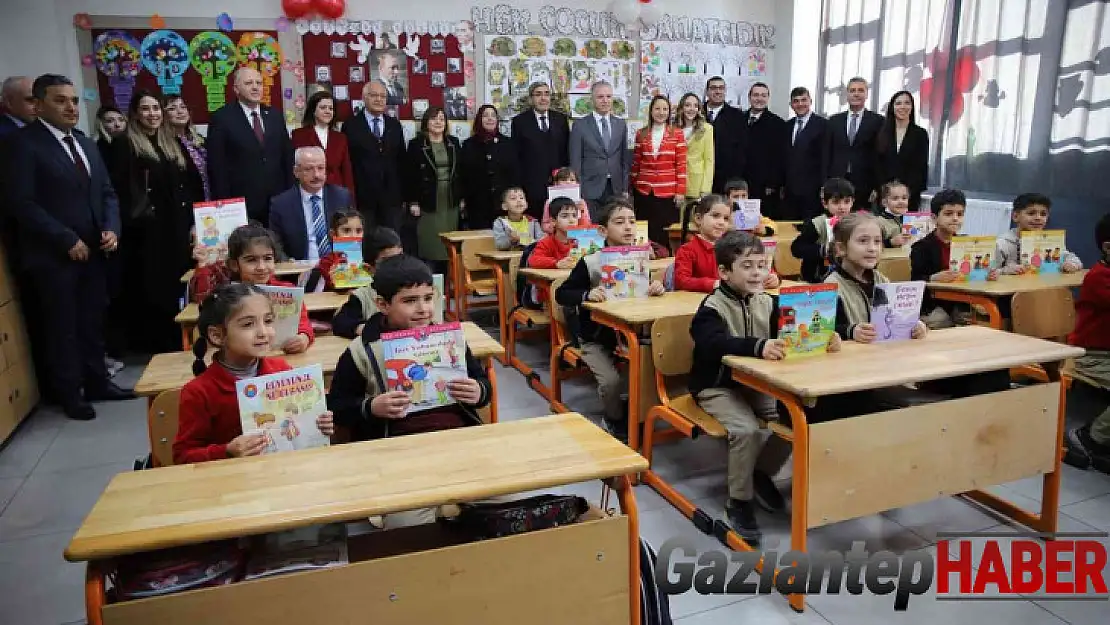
290,192,310,256
586,115,604,151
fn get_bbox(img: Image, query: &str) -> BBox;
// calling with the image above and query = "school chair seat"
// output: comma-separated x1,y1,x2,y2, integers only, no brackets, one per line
774,241,802,278
459,238,500,319
147,389,181,468
547,277,589,410
1009,288,1076,384
468,278,498,297
660,393,728,438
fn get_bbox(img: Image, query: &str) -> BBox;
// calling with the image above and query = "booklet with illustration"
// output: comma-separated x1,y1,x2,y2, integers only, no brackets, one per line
244,524,349,581
634,221,650,247
732,199,762,231
777,284,838,359
900,212,934,246
255,285,305,346
380,322,468,415
949,235,997,281
548,184,582,205
870,281,925,342
762,239,777,271
1019,230,1068,275
569,227,605,259
193,198,247,264
433,273,445,324
598,246,651,299
330,237,372,288
236,364,330,455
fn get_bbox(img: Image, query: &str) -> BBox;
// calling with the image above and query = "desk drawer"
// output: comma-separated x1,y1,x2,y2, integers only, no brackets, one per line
101,511,631,625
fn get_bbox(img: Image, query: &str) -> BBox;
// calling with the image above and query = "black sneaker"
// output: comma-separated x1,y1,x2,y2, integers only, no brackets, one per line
1068,426,1110,475
726,499,762,546
604,418,629,445
752,471,786,513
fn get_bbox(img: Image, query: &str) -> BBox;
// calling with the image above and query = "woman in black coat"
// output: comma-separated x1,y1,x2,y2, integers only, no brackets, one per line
875,90,930,211
459,104,520,230
405,106,464,271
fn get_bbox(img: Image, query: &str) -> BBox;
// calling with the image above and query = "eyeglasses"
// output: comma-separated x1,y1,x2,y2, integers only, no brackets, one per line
366,93,387,100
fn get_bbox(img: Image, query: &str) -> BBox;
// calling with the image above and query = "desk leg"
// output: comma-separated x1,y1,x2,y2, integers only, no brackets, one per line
931,291,1003,329
487,261,509,365
611,475,641,625
85,562,106,625
486,356,499,424
180,324,193,351
445,242,461,321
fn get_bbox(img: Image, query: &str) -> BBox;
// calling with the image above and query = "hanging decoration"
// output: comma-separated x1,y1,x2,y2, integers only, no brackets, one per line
282,0,313,19
140,29,190,95
73,13,92,30
238,32,284,106
315,0,347,20
189,31,240,112
93,30,142,110
150,14,166,29
217,13,234,33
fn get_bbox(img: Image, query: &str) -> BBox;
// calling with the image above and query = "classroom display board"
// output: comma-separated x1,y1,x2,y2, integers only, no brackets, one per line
639,41,769,117
89,28,284,123
482,35,637,119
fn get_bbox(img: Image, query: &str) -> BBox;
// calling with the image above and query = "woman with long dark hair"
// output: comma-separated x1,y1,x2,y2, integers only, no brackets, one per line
163,95,209,202
630,94,687,247
875,90,929,211
292,90,355,192
405,106,463,271
460,104,519,229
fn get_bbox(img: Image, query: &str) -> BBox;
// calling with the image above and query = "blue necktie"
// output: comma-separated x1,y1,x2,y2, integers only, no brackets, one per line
372,117,381,139
311,195,330,257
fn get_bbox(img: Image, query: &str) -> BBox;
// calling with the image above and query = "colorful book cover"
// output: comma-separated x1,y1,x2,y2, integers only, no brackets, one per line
1020,230,1068,275
193,198,247,263
732,199,762,231
547,184,582,204
236,364,330,454
777,284,838,359
433,274,445,324
762,239,777,271
380,322,468,415
871,281,925,342
330,237,372,288
634,221,650,246
900,212,934,246
598,246,651,299
569,227,605,260
256,285,305,346
949,235,996,281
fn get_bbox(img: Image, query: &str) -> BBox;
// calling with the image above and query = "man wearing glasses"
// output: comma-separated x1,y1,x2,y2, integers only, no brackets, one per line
0,76,36,136
704,76,745,195
344,81,406,232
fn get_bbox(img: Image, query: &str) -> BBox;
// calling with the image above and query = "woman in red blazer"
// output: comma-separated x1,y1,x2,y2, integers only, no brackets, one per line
630,95,687,247
291,90,356,193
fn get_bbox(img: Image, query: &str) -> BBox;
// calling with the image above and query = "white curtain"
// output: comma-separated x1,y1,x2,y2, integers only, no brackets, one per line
1051,1,1110,155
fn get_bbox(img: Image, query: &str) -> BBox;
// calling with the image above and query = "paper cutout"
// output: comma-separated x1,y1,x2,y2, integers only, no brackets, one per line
73,13,91,30
333,85,349,101
294,94,306,110
349,35,373,64
275,16,290,32
81,54,94,68
141,30,189,95
94,30,142,111
82,88,98,102
189,31,240,112
150,14,166,29
403,34,421,58
217,13,234,33
283,87,293,98
238,32,283,106
285,110,297,125
282,58,306,84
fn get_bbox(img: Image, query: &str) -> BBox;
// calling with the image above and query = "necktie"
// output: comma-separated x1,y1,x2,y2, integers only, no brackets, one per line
311,195,331,258
848,112,859,145
707,109,716,123
62,135,89,181
372,116,381,139
251,111,264,144
540,114,548,132
793,117,804,144
748,114,756,126
600,116,611,148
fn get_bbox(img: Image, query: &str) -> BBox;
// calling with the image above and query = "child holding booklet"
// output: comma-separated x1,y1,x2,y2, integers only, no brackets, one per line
996,193,1082,274
190,224,315,354
875,180,912,248
555,200,667,443
541,167,591,234
724,179,776,236
173,284,334,465
331,227,405,339
689,231,836,544
308,210,364,292
792,178,855,283
492,186,544,250
675,194,780,292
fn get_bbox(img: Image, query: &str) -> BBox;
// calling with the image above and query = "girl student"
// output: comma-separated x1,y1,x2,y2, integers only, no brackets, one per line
173,283,334,465
541,167,591,235
673,194,780,292
875,179,912,248
190,224,315,354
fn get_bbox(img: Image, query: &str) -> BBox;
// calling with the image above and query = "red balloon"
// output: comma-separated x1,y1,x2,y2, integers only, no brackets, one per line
282,0,313,18
315,0,346,19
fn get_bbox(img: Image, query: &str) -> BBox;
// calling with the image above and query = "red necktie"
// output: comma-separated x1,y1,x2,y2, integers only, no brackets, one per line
251,111,264,144
63,135,89,180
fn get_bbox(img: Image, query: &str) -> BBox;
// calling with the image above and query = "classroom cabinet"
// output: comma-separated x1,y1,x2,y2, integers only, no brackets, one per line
0,244,38,444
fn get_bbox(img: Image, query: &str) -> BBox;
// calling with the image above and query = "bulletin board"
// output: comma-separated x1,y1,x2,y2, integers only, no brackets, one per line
639,41,770,117
88,28,284,124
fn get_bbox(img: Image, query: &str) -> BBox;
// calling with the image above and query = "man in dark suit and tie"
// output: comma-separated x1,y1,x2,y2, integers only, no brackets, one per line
512,82,570,220
344,81,407,233
269,146,351,261
0,76,36,137
783,87,829,220
704,76,745,195
569,81,628,220
206,67,294,225
5,74,132,420
739,82,787,218
375,51,406,105
825,77,884,210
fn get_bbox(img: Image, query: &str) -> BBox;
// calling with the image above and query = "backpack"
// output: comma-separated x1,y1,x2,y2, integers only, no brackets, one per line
513,241,544,311
640,537,674,625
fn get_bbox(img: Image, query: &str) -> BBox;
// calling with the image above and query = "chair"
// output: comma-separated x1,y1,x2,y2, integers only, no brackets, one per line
548,277,587,411
147,389,181,468
878,256,911,282
1010,288,1076,387
774,240,802,278
459,238,500,320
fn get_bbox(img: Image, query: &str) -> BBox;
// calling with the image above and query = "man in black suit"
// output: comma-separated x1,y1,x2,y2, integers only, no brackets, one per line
206,67,294,225
0,76,35,137
269,146,352,261
344,80,406,232
704,76,745,194
511,82,569,220
740,82,787,219
5,74,132,421
825,77,884,210
783,87,828,220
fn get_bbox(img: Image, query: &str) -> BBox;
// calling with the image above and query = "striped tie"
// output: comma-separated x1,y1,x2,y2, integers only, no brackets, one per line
311,195,331,257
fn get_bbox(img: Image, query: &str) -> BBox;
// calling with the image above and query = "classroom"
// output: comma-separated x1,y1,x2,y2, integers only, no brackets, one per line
0,1,1108,623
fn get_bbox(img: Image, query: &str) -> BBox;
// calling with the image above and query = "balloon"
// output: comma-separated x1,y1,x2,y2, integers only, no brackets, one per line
315,0,346,19
640,4,662,26
611,0,640,25
282,0,313,19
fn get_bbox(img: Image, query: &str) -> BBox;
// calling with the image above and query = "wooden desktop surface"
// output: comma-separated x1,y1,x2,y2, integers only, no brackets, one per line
583,280,803,325
519,258,674,284
928,271,1086,296
723,325,1084,399
180,262,314,284
65,413,647,562
476,250,524,263
175,291,349,325
440,230,495,243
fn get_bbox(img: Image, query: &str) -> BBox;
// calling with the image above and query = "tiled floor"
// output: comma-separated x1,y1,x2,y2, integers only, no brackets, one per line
1,318,1108,624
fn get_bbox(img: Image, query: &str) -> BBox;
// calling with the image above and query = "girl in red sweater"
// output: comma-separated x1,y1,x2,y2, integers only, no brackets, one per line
173,283,334,465
190,225,315,354
674,194,781,292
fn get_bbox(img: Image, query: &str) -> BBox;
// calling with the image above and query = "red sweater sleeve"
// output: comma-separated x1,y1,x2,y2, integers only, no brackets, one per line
674,243,717,292
317,253,338,291
298,302,315,344
190,262,231,303
174,383,230,464
529,237,564,269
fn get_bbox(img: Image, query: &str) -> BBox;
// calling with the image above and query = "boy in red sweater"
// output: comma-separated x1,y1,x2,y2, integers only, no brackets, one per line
174,283,334,465
312,210,364,292
528,197,580,303
1065,213,1110,474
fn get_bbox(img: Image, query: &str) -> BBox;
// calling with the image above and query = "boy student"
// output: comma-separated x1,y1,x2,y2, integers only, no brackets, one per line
331,227,405,339
689,230,827,544
1065,212,1110,474
327,254,492,528
996,193,1083,274
791,178,855,283
493,186,544,250
555,200,667,443
724,179,776,236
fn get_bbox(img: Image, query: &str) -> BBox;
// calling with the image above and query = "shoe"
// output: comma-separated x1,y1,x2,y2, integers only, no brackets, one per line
752,470,786,513
603,418,629,445
1067,426,1110,475
63,401,96,421
105,357,125,378
726,498,762,546
85,382,135,402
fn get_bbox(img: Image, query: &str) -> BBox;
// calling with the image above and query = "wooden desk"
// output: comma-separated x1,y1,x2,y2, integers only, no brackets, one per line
928,270,1086,328
180,262,314,284
666,223,804,252
477,250,524,364
440,230,494,321
716,326,1083,611
67,413,649,625
175,291,349,349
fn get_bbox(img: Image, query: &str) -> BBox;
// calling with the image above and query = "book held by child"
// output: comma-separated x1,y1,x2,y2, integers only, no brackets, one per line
569,227,605,259
329,237,373,288
732,199,762,231
1019,230,1068,275
193,198,248,263
548,184,582,204
635,220,650,246
380,322,468,414
949,235,996,281
871,281,926,342
598,246,651,299
236,364,331,454
778,284,838,358
762,239,777,270
901,212,934,247
433,274,445,324
256,285,305,345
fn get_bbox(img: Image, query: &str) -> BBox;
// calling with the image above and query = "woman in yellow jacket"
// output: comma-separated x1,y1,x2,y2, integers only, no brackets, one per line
674,93,714,220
